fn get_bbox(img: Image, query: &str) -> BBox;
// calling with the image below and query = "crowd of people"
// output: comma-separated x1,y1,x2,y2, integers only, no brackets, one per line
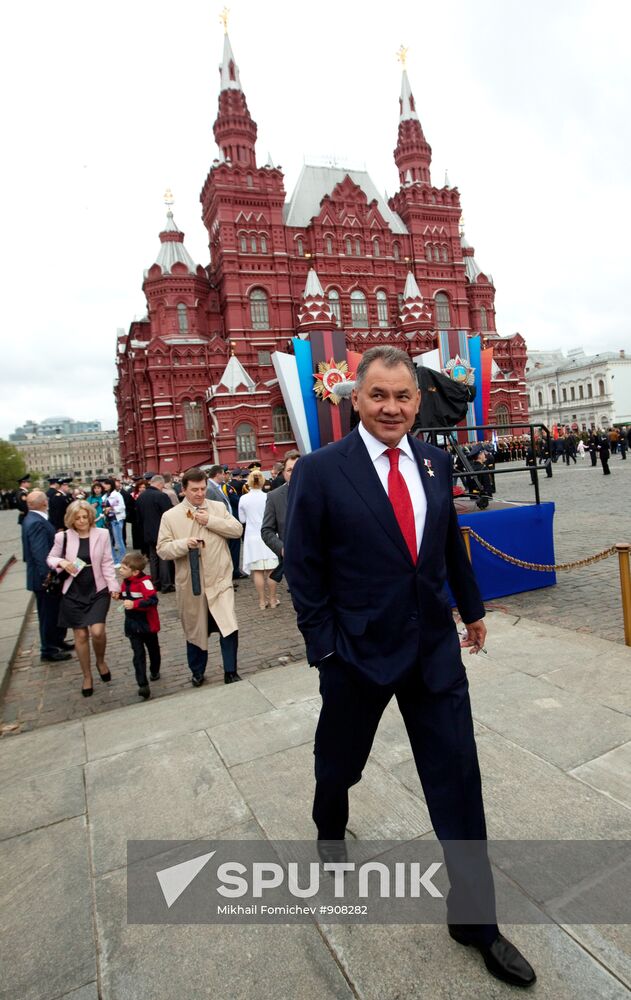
19,455,299,701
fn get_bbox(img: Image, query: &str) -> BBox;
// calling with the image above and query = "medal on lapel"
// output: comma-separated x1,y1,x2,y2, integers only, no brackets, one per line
423,458,435,478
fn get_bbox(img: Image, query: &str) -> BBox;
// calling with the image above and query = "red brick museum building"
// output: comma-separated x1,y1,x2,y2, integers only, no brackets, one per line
114,30,528,474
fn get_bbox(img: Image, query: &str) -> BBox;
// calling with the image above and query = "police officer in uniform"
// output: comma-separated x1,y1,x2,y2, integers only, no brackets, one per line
16,475,32,525
49,477,73,530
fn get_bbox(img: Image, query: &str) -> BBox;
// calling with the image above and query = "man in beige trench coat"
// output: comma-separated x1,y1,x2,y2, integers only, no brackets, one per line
157,467,243,686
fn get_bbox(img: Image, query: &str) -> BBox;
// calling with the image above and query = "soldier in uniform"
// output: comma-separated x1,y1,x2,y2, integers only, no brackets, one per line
49,477,73,530
16,475,32,525
46,476,60,501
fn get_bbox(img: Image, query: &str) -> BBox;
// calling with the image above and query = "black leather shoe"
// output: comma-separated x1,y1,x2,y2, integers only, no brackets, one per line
191,674,205,688
41,651,72,663
161,585,176,593
150,671,161,681
59,641,75,651
224,672,243,684
138,685,151,700
449,928,536,988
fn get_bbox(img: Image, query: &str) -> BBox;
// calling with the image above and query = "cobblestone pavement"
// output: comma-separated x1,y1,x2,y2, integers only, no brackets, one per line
2,453,630,735
481,454,631,642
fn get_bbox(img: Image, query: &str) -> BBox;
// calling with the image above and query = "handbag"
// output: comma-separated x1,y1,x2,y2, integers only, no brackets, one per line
43,531,68,594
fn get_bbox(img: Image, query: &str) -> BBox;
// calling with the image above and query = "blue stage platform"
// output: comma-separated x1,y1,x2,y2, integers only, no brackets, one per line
457,502,556,601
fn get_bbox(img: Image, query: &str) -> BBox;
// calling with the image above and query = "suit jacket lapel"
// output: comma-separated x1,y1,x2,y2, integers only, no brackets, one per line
410,436,439,565
335,429,414,563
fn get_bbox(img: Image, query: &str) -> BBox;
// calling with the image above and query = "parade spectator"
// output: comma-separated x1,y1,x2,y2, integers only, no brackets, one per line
47,500,119,696
599,431,611,476
22,490,72,663
88,482,106,527
238,470,280,609
162,474,179,506
268,461,285,491
206,466,246,582
156,467,243,686
260,451,299,584
117,550,161,700
130,479,148,550
588,430,599,467
136,475,174,591
102,478,126,566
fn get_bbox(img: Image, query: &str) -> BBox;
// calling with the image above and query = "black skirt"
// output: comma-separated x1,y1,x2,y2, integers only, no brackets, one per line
58,537,112,628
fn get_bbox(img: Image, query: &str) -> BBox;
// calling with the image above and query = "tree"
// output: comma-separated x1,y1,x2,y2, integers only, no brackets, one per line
0,440,27,491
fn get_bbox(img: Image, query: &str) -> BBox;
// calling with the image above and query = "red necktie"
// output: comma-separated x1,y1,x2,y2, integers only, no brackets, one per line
385,448,417,564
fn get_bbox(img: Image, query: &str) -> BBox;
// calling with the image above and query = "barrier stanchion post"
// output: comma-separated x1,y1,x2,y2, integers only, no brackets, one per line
615,543,631,647
461,526,472,562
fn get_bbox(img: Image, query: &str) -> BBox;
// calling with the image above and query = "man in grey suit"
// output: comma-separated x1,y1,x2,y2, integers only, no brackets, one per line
260,452,299,576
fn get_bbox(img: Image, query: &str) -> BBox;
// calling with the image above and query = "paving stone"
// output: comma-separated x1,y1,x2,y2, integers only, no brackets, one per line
0,764,85,840
96,867,355,1000
0,719,85,784
85,731,250,875
562,925,631,992
0,614,28,640
544,653,631,716
318,921,630,1000
207,701,319,766
470,671,631,770
570,740,631,809
393,727,631,839
0,816,95,1000
247,661,319,707
83,681,273,760
231,742,431,841
58,984,99,1000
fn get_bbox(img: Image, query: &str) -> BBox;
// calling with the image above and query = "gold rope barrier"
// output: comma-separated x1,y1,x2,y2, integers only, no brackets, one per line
460,528,631,647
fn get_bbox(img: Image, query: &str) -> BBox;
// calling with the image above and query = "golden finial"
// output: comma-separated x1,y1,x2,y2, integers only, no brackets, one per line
396,45,409,68
164,188,174,209
219,6,230,33
230,340,237,356
459,214,465,236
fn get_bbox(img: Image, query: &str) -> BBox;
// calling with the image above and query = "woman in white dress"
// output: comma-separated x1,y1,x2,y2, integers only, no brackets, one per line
238,471,280,610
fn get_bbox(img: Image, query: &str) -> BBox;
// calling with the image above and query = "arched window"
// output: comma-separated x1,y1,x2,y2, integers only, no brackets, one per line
495,405,510,427
376,291,388,327
272,405,292,443
260,234,268,254
373,238,380,257
328,289,341,327
434,292,451,329
251,234,257,253
236,423,257,461
250,289,270,329
551,388,557,404
425,245,432,262
598,379,605,396
479,306,488,331
350,290,368,328
296,237,304,257
433,246,440,262
537,391,543,407
442,247,448,262
587,384,593,398
246,174,254,189
570,387,575,401
239,233,247,253
578,385,584,399
393,242,400,261
325,235,333,255
182,400,205,441
345,237,352,255
355,238,361,257
177,304,188,334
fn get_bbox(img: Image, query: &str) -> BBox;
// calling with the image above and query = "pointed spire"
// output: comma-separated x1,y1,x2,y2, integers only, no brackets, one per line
393,51,432,186
211,352,256,396
398,270,432,329
219,32,242,92
265,152,274,168
213,25,257,168
297,268,334,331
148,192,197,276
444,168,450,188
399,70,419,121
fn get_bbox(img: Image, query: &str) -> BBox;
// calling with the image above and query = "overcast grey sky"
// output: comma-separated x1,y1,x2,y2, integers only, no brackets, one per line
1,0,629,438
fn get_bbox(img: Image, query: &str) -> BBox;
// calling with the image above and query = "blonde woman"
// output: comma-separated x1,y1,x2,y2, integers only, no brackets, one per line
47,500,119,696
238,470,280,609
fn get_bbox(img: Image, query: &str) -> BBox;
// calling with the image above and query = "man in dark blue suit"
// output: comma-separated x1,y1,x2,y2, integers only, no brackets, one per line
284,347,535,988
22,490,72,663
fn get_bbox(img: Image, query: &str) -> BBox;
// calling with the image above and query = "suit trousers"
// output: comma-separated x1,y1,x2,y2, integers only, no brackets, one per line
34,589,65,656
186,609,238,679
313,657,498,946
148,542,173,590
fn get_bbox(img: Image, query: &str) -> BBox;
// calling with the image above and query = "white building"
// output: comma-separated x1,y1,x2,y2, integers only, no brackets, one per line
13,431,120,484
526,348,631,431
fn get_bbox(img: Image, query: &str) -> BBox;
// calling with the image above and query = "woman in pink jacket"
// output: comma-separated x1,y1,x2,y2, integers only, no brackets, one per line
48,500,120,696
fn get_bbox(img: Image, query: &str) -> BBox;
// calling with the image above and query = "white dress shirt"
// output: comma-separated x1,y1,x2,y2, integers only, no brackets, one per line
358,422,427,554
32,509,49,520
